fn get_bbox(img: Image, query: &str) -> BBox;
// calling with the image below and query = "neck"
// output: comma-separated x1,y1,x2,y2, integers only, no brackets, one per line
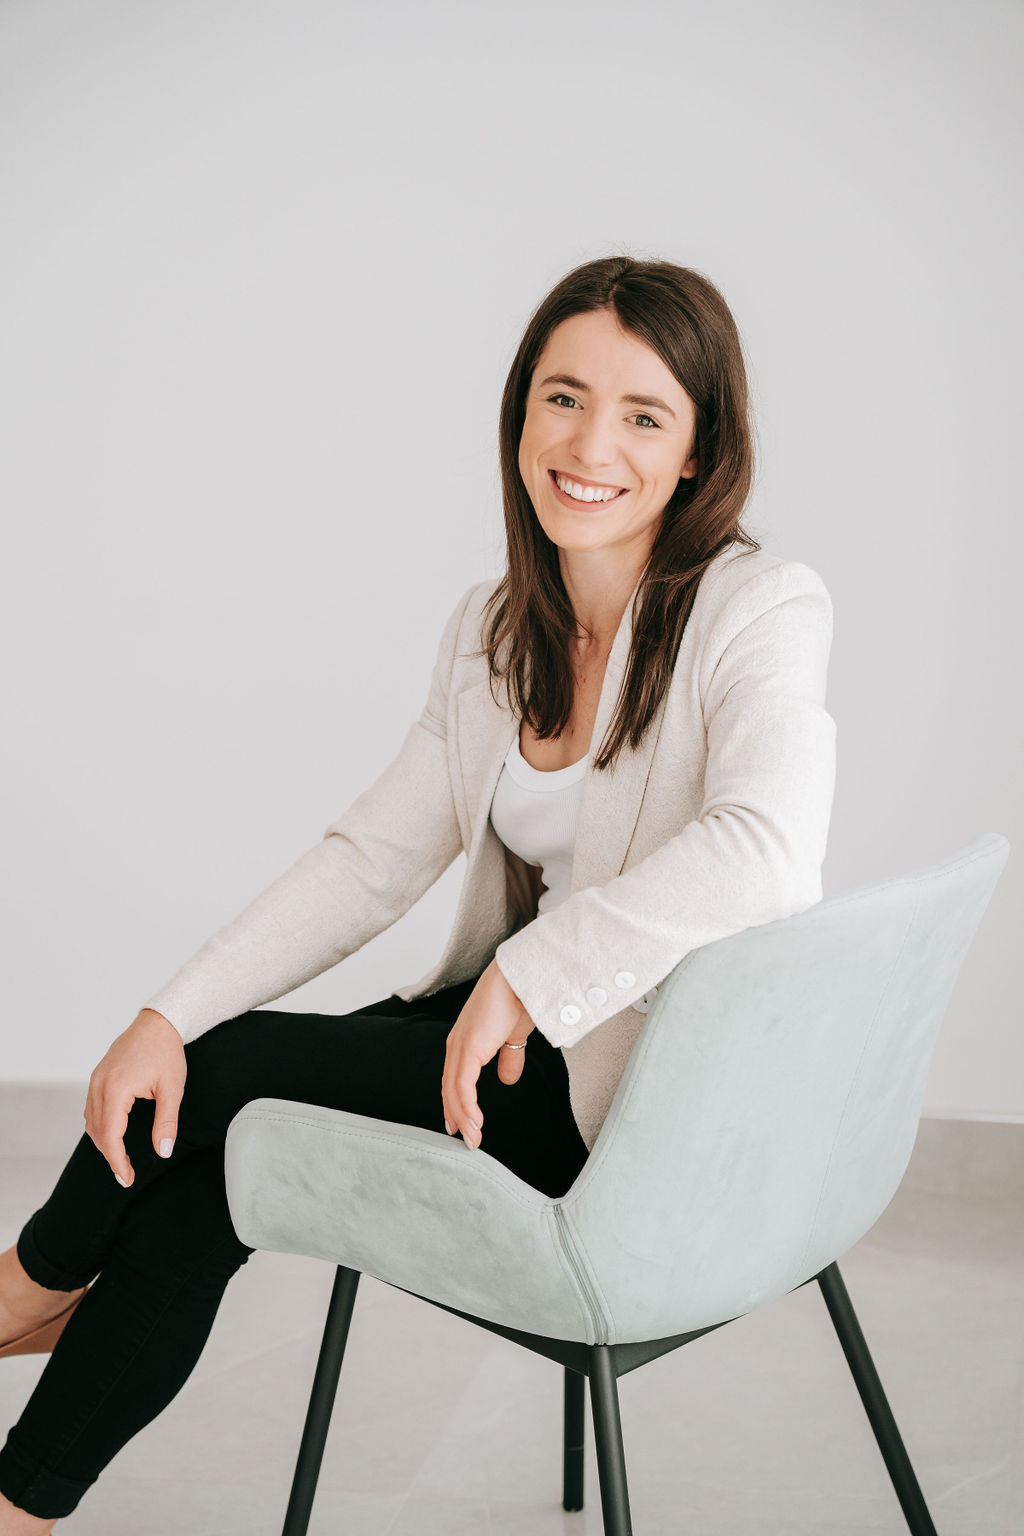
559,549,648,649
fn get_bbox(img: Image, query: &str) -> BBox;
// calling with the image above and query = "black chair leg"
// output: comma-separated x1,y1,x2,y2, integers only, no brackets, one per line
588,1345,633,1536
281,1265,361,1536
817,1262,938,1536
563,1365,586,1510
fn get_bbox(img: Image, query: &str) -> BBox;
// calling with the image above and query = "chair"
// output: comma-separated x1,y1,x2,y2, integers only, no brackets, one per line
223,831,1010,1535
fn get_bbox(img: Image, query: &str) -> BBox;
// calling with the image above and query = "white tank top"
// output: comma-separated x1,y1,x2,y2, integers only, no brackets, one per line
489,728,590,915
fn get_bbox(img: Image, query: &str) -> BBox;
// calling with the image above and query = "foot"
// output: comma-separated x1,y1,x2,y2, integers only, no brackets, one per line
0,1245,88,1349
0,1487,58,1533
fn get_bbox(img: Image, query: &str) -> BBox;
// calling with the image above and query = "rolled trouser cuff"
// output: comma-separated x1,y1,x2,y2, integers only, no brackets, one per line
16,1209,98,1291
0,1429,93,1518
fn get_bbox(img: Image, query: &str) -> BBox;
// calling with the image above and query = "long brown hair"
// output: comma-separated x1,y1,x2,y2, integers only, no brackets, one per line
477,255,761,772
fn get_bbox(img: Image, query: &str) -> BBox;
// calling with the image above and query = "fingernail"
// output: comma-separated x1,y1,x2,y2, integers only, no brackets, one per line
115,1174,129,1188
159,1138,174,1158
444,1119,452,1135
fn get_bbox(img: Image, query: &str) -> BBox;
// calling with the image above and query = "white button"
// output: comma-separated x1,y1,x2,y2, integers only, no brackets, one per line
613,971,635,989
633,994,650,1015
559,1004,582,1027
585,987,607,1007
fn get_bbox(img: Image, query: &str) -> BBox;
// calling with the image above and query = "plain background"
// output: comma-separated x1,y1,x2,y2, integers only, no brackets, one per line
1,0,1020,1118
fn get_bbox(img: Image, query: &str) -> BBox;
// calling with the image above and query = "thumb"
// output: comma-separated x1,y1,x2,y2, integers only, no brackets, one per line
153,1076,184,1159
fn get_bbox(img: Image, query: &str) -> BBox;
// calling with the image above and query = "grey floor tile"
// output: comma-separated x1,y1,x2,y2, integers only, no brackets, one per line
54,1473,404,1535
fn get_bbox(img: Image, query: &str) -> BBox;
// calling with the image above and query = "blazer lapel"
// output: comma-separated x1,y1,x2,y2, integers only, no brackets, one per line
402,572,666,996
570,571,667,891
449,673,519,964
456,568,665,898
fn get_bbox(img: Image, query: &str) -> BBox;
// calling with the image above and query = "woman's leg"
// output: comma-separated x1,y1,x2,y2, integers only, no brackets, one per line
16,975,587,1292
0,978,590,1519
0,1146,254,1520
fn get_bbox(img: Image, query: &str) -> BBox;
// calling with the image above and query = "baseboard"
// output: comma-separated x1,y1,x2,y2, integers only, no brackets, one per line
1,1082,1022,1204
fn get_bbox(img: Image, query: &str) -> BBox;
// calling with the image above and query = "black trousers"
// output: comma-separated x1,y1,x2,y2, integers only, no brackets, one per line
0,976,590,1519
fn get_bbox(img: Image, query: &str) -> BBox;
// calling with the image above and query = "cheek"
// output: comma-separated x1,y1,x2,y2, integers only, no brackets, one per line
519,417,546,476
517,435,531,483
657,446,686,482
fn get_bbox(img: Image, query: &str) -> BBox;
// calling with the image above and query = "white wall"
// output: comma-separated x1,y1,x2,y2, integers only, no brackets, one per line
1,0,1021,1114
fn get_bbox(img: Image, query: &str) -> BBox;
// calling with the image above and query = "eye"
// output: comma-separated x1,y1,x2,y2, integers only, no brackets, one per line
546,394,661,430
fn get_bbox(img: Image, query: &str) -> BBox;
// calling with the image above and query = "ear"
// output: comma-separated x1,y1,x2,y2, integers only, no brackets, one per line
679,456,698,481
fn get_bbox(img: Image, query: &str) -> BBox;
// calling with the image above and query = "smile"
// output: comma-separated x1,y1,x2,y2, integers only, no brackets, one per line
549,469,629,505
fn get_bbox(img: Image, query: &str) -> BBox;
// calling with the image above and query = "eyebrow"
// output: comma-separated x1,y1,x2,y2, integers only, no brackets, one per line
537,373,678,421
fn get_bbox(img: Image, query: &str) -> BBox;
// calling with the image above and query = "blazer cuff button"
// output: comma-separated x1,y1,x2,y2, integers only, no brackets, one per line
613,971,636,988
559,1004,582,1027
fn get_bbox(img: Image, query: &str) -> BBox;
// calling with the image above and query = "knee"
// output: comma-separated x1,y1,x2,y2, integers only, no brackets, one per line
113,1149,248,1272
173,1025,250,1141
179,1011,270,1130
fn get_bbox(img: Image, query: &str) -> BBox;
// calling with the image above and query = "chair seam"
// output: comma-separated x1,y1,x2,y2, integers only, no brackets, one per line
557,1204,616,1339
545,1206,602,1343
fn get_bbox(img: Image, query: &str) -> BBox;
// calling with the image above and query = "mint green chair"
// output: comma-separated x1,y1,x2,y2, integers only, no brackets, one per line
224,832,1009,1535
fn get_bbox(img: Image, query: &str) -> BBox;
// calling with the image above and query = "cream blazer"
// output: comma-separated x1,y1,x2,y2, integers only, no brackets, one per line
144,539,837,1151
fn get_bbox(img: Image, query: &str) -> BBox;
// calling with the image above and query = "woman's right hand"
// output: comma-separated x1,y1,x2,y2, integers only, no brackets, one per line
84,1009,187,1187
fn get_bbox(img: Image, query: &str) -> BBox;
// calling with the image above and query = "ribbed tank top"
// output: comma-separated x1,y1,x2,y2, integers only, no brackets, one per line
489,728,590,916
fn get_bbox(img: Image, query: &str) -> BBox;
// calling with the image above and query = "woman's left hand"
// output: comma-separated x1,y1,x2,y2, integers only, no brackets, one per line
442,958,535,1149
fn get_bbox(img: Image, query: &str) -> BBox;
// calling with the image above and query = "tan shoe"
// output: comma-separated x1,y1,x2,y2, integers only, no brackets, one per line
0,1290,88,1357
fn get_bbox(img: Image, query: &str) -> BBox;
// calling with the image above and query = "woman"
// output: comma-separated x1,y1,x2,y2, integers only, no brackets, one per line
0,255,836,1530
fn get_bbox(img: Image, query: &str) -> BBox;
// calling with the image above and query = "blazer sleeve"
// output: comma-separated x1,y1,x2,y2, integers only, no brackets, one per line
493,560,837,1047
140,584,475,1044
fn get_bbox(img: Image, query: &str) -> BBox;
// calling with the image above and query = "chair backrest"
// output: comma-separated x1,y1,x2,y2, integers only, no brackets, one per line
559,833,1010,1340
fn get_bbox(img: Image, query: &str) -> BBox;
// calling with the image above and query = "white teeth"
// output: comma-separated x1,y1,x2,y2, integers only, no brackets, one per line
554,473,623,503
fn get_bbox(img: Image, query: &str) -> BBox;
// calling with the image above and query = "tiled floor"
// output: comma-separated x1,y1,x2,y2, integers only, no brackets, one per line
0,1099,1021,1534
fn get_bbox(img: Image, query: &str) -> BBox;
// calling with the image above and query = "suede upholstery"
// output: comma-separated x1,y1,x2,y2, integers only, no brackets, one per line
224,833,1009,1346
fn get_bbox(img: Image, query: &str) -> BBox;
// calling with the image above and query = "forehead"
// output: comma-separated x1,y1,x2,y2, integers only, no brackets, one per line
533,309,686,403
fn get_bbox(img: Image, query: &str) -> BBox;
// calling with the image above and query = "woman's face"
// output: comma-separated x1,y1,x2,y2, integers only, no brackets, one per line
518,308,698,564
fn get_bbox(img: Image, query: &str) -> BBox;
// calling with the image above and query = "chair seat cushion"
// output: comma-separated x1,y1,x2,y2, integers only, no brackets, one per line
224,1097,600,1342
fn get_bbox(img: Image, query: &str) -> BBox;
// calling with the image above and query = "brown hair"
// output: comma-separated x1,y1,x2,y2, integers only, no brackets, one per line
475,254,761,772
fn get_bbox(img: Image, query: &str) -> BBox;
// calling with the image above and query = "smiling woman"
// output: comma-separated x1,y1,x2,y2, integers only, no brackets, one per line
521,311,700,557
0,255,836,1533
483,255,760,775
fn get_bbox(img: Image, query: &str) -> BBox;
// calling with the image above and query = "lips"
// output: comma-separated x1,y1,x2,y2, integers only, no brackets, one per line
548,469,629,505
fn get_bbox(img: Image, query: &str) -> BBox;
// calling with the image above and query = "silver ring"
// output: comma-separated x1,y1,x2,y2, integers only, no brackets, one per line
502,1041,527,1050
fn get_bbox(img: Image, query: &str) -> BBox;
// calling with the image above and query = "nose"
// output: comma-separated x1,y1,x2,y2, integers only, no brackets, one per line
568,411,621,475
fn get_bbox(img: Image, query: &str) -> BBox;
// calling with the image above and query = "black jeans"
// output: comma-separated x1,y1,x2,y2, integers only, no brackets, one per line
0,977,590,1519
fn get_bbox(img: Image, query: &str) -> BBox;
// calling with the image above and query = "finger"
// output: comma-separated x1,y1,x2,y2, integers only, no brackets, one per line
441,1076,479,1146
451,1066,484,1147
441,1066,480,1148
153,1072,184,1159
496,1043,526,1085
96,1091,135,1186
442,1034,484,1148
